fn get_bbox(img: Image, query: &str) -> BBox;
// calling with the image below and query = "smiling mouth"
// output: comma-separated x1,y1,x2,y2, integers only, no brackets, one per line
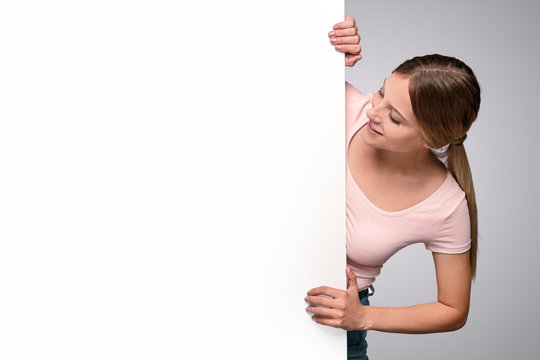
368,121,383,135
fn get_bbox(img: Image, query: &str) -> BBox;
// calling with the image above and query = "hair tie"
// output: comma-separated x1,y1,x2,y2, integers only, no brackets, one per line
453,133,467,146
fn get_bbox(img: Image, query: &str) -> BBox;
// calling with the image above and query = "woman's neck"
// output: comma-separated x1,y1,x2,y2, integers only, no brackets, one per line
372,147,442,177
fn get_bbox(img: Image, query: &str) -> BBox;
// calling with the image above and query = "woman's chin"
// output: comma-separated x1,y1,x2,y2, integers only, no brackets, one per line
361,131,379,147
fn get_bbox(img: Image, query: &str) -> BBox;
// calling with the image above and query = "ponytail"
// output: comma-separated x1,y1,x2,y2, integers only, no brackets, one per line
445,143,478,279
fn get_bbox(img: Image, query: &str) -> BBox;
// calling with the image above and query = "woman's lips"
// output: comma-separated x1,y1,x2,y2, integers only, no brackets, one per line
367,121,382,135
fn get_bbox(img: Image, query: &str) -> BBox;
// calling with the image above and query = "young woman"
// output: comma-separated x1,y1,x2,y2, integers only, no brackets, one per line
304,16,480,359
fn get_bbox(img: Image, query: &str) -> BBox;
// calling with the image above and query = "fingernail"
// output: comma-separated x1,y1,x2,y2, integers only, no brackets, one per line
329,31,335,37
306,307,311,313
330,38,337,44
336,45,342,50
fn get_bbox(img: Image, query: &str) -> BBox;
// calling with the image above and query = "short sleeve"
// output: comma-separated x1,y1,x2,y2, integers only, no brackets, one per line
346,82,373,144
424,197,471,254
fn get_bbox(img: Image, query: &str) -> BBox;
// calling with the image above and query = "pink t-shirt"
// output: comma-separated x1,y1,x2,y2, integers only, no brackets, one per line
345,82,471,290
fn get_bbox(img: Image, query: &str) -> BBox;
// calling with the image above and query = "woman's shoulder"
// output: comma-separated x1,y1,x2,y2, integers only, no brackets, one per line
345,81,370,104
433,169,468,216
346,82,373,137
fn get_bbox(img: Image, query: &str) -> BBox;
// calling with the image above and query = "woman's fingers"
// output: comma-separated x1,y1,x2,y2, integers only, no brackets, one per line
307,305,342,318
334,44,361,55
328,27,358,38
333,15,356,30
307,286,342,298
312,316,342,328
305,295,334,307
330,35,360,45
345,54,363,67
329,16,361,66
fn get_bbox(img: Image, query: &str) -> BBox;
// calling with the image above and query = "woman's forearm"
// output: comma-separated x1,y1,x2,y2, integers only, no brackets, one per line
307,258,471,334
362,301,468,334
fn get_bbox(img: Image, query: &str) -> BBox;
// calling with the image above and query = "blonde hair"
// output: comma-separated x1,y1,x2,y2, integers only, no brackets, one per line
394,54,481,279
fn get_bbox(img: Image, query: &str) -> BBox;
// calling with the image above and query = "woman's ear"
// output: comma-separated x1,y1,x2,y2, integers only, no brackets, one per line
422,140,431,149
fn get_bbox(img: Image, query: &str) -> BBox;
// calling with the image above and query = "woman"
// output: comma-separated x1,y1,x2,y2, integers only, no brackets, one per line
304,16,480,359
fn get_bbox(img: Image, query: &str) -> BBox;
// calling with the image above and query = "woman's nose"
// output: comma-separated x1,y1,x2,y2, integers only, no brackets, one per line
366,107,381,124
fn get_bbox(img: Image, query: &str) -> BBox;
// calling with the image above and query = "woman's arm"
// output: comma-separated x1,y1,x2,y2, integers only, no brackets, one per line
305,251,471,333
361,251,471,333
329,16,363,67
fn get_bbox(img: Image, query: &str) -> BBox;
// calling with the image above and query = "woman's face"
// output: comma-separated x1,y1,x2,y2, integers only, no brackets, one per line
363,73,428,153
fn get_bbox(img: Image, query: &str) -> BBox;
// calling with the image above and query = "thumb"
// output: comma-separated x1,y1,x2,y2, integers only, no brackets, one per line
345,54,362,67
346,267,358,290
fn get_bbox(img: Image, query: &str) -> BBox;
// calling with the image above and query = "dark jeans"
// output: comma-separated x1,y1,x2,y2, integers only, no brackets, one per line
347,286,374,360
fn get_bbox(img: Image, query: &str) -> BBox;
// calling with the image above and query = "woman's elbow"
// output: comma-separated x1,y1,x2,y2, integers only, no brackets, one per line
448,310,469,331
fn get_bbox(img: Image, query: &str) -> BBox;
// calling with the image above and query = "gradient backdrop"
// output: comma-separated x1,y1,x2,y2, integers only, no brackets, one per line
345,0,540,358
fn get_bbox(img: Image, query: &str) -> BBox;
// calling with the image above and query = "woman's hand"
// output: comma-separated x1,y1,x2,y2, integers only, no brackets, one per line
328,16,362,67
305,267,369,331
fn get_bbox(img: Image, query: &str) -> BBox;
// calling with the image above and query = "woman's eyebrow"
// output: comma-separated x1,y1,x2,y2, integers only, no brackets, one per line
382,78,409,123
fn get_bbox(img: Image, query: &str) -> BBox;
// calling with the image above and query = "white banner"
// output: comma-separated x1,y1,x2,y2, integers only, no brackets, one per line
0,1,345,358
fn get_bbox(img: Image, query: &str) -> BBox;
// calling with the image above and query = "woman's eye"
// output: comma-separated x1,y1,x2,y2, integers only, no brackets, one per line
388,113,400,125
377,89,399,125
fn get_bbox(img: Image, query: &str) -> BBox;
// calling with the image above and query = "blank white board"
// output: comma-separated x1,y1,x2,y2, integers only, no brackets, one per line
0,1,345,359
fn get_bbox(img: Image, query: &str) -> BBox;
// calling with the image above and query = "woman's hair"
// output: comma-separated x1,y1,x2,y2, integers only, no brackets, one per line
393,54,481,279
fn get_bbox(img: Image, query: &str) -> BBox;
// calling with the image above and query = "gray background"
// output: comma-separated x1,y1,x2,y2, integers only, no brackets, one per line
345,0,540,358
